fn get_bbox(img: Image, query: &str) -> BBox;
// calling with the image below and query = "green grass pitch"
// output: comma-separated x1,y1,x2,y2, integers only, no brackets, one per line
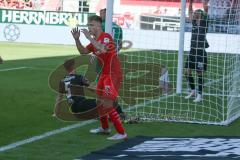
0,42,240,160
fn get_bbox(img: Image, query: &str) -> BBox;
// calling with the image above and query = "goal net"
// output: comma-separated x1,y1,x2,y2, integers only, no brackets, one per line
106,0,240,125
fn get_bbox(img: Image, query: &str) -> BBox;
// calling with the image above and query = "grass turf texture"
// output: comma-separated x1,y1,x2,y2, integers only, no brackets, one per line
0,42,239,160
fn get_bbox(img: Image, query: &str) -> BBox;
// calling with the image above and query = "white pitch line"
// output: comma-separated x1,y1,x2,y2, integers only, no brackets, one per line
0,67,27,72
27,67,53,71
0,94,174,153
0,120,95,152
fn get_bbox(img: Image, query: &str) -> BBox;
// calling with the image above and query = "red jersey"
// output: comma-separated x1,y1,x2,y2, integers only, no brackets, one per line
86,32,122,77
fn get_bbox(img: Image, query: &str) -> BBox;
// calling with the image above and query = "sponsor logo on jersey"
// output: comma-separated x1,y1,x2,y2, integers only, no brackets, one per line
104,85,111,95
104,38,110,43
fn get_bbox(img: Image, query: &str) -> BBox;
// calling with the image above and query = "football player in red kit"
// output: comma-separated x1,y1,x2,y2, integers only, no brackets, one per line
71,15,127,140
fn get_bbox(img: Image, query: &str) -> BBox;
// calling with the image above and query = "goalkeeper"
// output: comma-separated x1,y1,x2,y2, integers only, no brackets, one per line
54,59,97,115
185,0,209,102
54,59,124,120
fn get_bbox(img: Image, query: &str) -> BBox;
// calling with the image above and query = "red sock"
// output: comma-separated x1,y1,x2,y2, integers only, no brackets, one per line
109,108,125,134
100,115,109,129
97,104,109,129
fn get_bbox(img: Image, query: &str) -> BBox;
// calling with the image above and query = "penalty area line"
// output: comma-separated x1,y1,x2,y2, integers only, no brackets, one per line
0,120,95,152
0,67,27,72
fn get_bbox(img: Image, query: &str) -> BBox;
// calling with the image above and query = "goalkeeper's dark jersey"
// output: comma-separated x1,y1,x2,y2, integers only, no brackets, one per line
191,16,209,49
59,74,96,113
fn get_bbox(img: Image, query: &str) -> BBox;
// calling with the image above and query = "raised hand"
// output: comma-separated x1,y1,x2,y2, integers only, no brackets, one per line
189,0,193,8
71,27,80,40
203,0,209,13
188,0,194,20
81,29,92,40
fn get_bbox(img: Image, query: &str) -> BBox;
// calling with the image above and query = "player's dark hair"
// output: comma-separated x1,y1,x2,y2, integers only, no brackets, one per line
194,9,207,19
64,59,75,73
100,8,106,13
88,15,102,23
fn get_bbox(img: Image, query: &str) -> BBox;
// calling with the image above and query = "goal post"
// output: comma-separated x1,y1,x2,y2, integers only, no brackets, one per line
105,0,114,35
176,0,186,94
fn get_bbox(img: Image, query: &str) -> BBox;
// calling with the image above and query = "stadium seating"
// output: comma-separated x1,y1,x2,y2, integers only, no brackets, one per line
0,0,61,11
0,0,31,9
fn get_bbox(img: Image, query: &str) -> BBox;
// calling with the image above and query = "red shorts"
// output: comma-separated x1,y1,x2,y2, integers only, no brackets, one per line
96,74,122,100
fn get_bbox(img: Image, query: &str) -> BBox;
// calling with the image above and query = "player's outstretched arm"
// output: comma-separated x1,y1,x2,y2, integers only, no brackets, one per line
71,27,91,55
203,0,209,13
188,0,193,21
53,81,66,116
55,93,63,105
53,93,64,117
86,84,96,93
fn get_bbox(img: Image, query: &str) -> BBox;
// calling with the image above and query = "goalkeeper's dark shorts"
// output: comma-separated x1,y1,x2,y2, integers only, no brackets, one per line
71,98,97,113
185,48,207,71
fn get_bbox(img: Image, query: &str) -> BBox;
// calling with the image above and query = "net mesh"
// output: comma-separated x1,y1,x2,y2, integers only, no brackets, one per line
110,0,240,125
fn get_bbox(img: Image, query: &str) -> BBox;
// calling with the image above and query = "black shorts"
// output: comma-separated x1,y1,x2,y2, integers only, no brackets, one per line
71,98,97,113
185,48,207,71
